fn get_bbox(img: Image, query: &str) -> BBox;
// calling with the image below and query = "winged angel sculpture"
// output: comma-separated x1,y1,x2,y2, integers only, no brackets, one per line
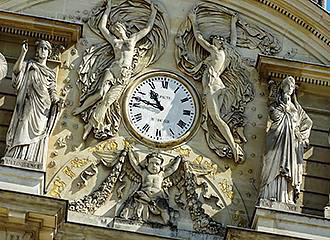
69,146,225,234
73,0,168,140
175,2,274,162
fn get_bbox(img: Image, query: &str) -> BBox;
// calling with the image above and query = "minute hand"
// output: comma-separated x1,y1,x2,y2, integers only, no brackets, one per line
133,96,162,109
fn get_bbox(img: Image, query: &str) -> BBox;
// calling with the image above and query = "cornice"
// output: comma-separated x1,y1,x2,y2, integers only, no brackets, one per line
256,54,330,96
0,10,82,46
255,0,330,47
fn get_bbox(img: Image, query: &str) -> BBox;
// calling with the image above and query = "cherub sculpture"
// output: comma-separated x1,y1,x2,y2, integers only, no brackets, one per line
120,151,183,224
74,0,168,140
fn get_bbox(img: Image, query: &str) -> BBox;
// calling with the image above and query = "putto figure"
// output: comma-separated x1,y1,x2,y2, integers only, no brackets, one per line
259,76,312,204
120,151,182,224
75,0,168,140
2,40,60,170
176,7,254,163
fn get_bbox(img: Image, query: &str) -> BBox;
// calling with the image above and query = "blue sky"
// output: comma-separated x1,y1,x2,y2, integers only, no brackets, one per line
327,1,330,11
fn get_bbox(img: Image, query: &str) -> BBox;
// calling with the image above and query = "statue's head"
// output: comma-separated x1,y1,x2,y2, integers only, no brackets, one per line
35,40,52,61
281,76,295,96
145,152,164,174
110,21,127,38
210,35,225,49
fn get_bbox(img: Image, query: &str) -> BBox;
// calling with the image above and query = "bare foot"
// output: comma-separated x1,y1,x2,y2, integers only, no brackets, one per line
72,107,83,116
236,127,247,143
82,124,92,140
233,144,245,163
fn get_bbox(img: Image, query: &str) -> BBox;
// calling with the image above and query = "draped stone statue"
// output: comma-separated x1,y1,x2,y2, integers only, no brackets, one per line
2,40,60,170
259,76,312,204
176,4,255,163
0,52,7,80
74,0,168,140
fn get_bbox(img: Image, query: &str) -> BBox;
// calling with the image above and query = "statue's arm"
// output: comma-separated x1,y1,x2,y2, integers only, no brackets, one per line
230,13,238,46
48,78,59,104
128,149,143,176
98,0,115,45
164,155,182,178
188,11,213,53
13,41,28,75
131,3,157,43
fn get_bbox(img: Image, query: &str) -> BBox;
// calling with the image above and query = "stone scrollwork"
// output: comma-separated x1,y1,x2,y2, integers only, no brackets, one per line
175,3,255,163
259,76,312,205
73,0,169,140
1,40,61,171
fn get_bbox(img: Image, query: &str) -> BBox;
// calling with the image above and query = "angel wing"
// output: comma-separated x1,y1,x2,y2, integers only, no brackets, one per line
77,0,169,102
162,157,186,209
69,150,127,214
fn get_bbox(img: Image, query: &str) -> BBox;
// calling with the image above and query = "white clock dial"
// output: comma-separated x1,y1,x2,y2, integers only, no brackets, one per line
124,71,200,148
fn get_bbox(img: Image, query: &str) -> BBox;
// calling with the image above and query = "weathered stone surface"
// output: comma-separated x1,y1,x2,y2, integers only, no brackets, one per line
252,206,330,240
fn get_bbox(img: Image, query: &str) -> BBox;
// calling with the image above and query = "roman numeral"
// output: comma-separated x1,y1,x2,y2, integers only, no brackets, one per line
183,110,191,116
177,120,187,129
137,91,146,95
162,81,169,89
174,86,180,93
142,123,150,132
169,128,175,136
133,113,142,122
148,82,155,89
156,129,162,138
133,102,141,108
181,97,189,103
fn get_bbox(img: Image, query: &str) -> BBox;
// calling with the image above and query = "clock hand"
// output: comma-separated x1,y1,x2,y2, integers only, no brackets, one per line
132,96,162,110
149,90,164,111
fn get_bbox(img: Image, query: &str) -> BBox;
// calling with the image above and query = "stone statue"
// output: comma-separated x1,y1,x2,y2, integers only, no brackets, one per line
0,52,7,80
69,142,225,234
176,6,254,163
74,0,168,140
259,76,312,204
2,40,60,170
120,151,182,224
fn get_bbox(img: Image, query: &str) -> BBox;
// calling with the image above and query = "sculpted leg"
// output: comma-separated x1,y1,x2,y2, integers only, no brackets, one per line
206,92,244,162
73,70,113,115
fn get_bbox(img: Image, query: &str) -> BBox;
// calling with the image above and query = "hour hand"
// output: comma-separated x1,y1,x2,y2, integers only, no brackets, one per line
150,90,164,111
132,96,161,109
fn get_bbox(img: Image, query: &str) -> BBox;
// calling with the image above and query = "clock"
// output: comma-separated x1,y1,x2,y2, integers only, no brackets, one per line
123,71,200,148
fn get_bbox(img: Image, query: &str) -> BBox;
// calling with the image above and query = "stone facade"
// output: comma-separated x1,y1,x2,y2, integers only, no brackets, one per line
0,1,329,240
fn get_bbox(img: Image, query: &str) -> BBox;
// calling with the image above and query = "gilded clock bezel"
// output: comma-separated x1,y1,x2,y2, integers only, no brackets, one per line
122,70,201,149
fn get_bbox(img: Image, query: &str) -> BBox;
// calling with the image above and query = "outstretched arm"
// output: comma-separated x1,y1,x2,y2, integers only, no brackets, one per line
127,149,143,176
188,11,213,53
131,3,157,43
164,156,182,178
98,0,115,45
13,41,28,75
230,13,238,46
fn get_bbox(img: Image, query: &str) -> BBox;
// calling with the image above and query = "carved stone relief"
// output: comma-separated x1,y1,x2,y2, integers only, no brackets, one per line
44,136,250,236
67,141,226,235
1,40,61,171
175,3,258,163
259,76,312,205
73,0,169,140
0,52,7,80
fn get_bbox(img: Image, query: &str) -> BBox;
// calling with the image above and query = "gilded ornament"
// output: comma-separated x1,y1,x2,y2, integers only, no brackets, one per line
49,177,66,198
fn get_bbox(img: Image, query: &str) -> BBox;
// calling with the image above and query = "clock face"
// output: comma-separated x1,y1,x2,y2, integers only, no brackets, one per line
123,71,200,148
